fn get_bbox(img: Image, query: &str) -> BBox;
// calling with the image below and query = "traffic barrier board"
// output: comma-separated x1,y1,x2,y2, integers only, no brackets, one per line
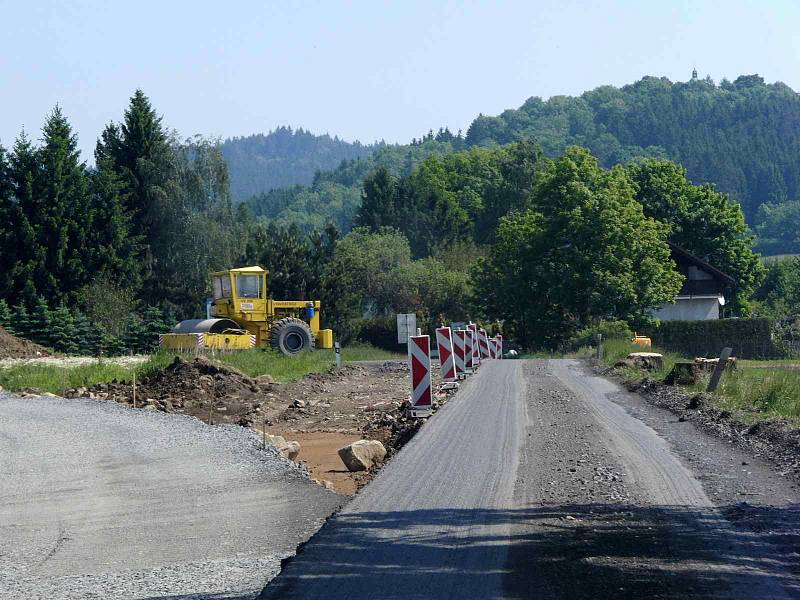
409,335,432,417
452,329,467,376
479,329,490,359
436,327,457,383
463,328,474,371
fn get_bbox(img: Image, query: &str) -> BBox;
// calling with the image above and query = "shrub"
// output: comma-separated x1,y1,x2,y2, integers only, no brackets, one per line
567,320,633,351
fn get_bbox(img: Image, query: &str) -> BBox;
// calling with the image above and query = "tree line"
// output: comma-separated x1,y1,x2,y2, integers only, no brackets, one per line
0,90,788,353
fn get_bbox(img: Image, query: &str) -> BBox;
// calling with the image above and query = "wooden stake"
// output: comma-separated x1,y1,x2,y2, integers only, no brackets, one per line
132,369,137,409
707,347,733,392
208,379,215,425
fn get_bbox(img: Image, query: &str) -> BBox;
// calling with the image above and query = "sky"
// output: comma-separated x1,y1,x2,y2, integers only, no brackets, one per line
2,0,799,160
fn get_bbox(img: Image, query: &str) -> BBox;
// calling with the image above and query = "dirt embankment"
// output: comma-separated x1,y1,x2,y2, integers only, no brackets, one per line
614,369,800,483
66,356,447,494
0,326,50,359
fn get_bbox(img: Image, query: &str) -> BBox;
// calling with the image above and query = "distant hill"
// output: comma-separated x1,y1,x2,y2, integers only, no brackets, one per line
466,74,800,221
221,127,378,200
237,75,800,236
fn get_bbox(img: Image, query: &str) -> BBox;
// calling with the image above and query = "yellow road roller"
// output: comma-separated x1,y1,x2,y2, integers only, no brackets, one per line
160,266,333,355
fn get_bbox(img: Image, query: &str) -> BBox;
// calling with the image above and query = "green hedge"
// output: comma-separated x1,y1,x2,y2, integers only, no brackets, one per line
647,318,780,359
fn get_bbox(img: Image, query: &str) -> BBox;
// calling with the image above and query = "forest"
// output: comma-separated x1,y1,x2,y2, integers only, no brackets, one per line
222,127,376,201
1,83,798,353
240,74,800,256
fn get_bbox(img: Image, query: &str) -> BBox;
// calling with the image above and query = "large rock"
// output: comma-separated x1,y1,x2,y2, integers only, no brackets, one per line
338,440,387,472
265,434,301,461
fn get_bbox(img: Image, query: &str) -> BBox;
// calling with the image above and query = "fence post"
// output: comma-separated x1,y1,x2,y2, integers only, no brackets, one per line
707,347,733,392
595,334,603,361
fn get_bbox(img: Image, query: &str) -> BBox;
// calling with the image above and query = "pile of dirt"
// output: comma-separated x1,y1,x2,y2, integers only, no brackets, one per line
0,326,50,359
65,356,274,426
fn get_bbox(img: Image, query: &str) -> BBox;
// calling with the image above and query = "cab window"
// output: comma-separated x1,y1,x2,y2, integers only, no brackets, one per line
236,274,261,299
221,276,232,299
212,276,224,300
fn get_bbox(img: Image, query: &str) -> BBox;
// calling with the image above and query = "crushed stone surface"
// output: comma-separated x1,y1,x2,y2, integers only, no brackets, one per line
0,394,342,600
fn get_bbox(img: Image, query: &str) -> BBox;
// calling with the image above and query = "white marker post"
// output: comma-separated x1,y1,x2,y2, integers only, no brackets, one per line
334,341,342,369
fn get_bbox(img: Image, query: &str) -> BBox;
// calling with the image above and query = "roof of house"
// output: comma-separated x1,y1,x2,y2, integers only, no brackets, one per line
667,241,737,287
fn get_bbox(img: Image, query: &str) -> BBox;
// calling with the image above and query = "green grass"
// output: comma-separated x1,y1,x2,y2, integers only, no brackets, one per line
694,368,800,420
340,342,406,362
0,343,400,393
591,338,800,423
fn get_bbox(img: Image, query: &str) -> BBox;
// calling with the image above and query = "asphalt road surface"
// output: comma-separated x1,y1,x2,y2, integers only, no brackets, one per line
0,395,341,600
260,359,800,599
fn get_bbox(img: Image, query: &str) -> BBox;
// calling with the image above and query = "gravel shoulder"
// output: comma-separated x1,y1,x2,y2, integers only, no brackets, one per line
0,394,342,600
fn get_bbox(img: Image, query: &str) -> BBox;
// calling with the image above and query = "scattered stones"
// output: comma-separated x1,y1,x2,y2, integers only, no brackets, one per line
338,439,387,472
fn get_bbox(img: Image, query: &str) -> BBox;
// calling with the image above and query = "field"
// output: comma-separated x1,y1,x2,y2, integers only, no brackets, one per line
0,343,405,395
596,338,800,422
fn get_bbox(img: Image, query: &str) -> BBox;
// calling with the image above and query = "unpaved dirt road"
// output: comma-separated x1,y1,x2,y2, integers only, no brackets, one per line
260,359,800,599
0,395,341,600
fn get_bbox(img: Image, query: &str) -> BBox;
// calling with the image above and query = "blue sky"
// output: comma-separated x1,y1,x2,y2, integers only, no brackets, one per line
2,0,799,160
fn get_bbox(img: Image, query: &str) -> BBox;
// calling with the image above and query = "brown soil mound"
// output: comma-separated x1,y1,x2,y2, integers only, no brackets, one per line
66,356,274,425
0,326,50,359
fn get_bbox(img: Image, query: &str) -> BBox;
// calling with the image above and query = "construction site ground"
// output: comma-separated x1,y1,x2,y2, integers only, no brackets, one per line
60,355,441,494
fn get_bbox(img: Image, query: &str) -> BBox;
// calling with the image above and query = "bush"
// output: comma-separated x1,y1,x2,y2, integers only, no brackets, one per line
567,320,633,351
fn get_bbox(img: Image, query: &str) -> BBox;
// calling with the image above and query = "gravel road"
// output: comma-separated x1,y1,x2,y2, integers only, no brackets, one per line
0,395,341,600
260,359,800,599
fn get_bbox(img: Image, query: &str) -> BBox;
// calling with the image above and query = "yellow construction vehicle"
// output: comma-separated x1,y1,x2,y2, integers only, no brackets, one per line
160,266,334,355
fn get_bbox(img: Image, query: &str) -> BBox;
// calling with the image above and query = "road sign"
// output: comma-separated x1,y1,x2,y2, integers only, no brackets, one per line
409,335,432,417
397,313,417,344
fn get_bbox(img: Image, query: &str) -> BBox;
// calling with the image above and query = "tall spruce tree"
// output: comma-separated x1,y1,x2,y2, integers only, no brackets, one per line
98,90,180,304
34,106,92,302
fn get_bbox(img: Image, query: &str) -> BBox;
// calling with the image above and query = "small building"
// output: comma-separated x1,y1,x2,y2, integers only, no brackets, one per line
652,242,736,321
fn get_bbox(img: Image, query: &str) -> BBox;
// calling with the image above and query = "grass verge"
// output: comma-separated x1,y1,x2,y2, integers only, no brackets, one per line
0,343,401,394
594,337,800,422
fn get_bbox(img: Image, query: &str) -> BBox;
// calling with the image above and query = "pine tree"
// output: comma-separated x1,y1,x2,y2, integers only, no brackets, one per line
28,297,53,347
0,299,13,333
34,107,92,303
73,310,95,355
50,304,79,354
12,305,33,339
98,90,181,305
6,133,40,306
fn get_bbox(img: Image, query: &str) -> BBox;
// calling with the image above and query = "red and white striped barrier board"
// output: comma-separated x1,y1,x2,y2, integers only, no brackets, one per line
409,335,433,417
471,329,481,366
463,329,474,371
488,335,496,359
435,327,457,385
250,335,257,348
478,329,490,359
452,329,467,376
